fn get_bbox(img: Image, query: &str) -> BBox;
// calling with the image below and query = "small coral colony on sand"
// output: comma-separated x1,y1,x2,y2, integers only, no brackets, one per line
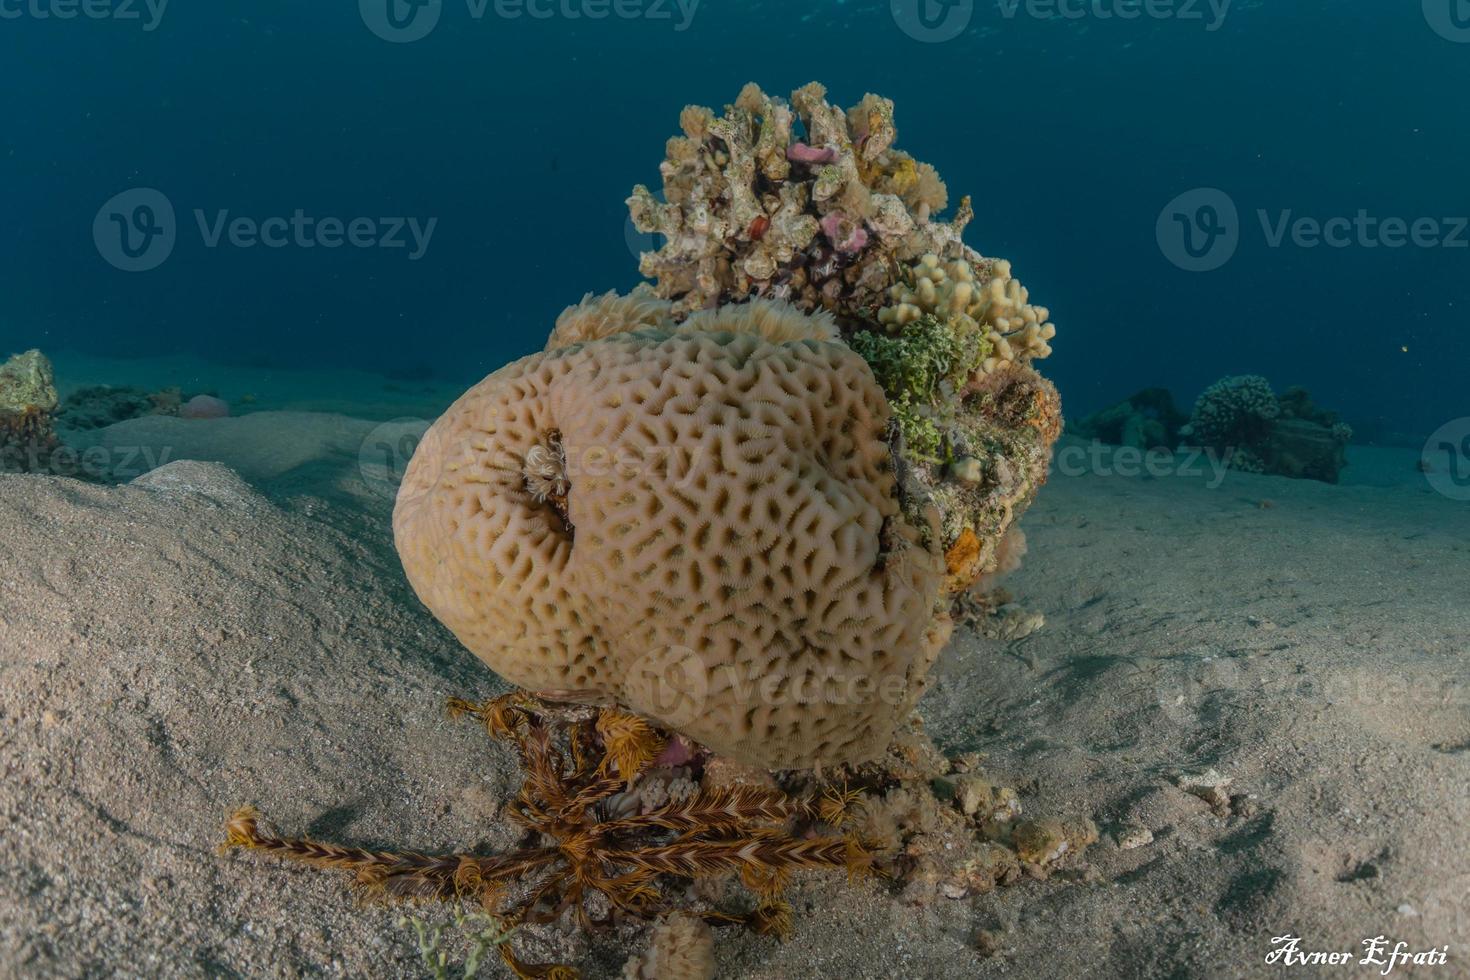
222,82,1093,978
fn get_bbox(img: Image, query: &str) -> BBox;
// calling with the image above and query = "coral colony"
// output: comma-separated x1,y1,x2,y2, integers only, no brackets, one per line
224,83,1085,978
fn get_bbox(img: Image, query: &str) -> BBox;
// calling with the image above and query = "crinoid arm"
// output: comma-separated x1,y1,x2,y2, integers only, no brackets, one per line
223,693,874,978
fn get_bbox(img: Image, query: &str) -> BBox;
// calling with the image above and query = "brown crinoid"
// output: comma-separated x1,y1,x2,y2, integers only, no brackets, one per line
222,693,878,979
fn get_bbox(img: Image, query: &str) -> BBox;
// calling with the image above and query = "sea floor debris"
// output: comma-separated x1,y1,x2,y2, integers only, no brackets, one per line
223,694,1097,977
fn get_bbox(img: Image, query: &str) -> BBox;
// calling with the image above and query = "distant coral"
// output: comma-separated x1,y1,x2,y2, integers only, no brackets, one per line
54,383,184,432
1181,376,1352,482
1068,388,1186,451
1182,375,1279,447
181,394,230,420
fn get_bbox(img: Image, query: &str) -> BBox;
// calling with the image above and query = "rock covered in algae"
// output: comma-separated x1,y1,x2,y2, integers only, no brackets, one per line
0,349,60,473
396,82,1065,770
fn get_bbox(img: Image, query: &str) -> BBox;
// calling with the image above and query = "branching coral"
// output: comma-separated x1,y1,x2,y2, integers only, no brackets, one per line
626,82,984,319
878,253,1055,376
223,695,878,979
1181,374,1279,447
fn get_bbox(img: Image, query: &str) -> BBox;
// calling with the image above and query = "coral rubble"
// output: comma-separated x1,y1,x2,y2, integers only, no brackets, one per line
0,349,60,473
54,383,183,432
1181,376,1352,482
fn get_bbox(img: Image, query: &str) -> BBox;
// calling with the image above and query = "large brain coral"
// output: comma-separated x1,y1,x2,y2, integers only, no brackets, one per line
395,323,947,770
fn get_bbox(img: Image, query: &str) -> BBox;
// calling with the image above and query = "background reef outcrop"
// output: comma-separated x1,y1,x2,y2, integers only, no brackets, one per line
1181,375,1353,483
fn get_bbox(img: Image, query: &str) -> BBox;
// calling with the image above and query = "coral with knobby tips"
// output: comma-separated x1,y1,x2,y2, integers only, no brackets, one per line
223,694,880,979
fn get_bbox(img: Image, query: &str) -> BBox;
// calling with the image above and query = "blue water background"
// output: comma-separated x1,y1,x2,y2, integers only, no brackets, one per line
1,0,1464,444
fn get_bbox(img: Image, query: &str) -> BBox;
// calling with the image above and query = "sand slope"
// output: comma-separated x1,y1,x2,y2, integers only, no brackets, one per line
1,432,1466,978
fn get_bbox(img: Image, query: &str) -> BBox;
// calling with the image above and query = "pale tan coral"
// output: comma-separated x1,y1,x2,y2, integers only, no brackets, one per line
394,329,946,769
545,285,674,351
970,260,1056,374
878,254,1056,376
621,913,715,980
680,298,839,344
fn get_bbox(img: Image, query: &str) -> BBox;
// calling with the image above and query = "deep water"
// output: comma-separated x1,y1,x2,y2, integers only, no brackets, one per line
2,0,1465,445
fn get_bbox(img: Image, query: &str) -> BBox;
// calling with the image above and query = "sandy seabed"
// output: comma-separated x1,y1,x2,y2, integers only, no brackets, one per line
1,358,1467,979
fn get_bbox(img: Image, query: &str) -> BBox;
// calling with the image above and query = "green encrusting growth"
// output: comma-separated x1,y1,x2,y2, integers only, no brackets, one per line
848,315,989,463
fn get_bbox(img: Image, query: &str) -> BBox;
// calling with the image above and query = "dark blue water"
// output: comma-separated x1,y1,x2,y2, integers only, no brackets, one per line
3,0,1464,444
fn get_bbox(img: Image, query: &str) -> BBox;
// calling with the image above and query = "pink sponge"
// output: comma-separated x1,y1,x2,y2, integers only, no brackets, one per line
180,395,229,420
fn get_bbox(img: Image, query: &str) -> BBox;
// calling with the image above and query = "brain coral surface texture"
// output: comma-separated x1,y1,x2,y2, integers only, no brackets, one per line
394,327,946,769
